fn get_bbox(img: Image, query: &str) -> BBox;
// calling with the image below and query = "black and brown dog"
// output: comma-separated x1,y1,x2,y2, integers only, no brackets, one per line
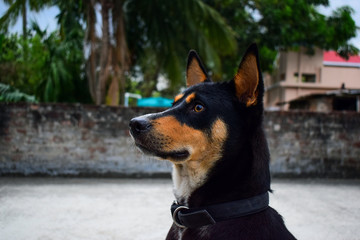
129,44,296,240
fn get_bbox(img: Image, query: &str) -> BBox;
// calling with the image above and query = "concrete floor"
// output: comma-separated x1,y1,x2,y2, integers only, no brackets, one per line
0,178,359,240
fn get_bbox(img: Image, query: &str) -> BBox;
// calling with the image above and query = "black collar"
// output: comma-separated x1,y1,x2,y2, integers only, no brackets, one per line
171,192,269,229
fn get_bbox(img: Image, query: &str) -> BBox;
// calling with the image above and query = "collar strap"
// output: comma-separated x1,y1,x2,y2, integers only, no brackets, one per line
171,192,269,229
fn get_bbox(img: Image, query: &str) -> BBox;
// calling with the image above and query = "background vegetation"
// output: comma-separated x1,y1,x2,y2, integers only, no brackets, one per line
0,0,358,105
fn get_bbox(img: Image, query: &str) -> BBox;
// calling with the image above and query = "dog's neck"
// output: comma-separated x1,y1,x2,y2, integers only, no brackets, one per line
171,126,270,207
172,118,228,205
171,161,209,205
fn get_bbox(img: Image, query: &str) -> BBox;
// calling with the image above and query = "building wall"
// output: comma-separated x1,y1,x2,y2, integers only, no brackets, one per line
266,49,360,110
266,87,282,109
282,48,323,84
1,103,360,178
321,66,360,88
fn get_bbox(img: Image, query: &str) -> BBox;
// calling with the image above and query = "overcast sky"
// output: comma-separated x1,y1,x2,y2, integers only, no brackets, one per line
0,0,359,49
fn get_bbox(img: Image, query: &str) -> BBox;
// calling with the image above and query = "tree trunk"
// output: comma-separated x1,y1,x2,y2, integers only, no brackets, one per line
141,65,160,97
85,0,130,106
107,0,130,106
22,0,27,40
107,54,120,106
86,0,97,102
97,0,112,105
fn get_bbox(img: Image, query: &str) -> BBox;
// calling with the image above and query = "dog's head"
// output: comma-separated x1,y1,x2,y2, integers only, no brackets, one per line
130,44,269,198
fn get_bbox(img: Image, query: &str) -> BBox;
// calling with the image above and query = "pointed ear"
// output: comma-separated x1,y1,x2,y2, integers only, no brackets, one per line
233,43,261,107
186,50,209,87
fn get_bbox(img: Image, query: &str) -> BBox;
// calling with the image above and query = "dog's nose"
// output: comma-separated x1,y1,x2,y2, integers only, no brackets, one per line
129,117,152,134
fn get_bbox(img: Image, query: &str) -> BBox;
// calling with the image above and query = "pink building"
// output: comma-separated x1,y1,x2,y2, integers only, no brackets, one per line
265,48,360,110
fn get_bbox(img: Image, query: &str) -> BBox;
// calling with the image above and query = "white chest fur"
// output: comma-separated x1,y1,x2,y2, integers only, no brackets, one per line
172,163,208,204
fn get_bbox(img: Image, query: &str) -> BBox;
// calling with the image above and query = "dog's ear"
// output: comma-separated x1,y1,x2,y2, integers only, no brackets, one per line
186,50,209,87
233,43,262,107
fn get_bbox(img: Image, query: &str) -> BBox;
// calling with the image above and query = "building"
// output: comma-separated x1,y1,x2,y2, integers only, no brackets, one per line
265,48,360,110
288,89,360,112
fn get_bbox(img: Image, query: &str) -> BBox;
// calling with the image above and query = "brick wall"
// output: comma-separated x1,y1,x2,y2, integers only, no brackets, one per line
0,103,171,177
1,103,359,177
265,111,360,177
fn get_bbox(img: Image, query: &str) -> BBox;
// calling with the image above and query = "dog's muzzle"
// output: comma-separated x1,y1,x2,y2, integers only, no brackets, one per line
129,115,190,161
129,116,152,137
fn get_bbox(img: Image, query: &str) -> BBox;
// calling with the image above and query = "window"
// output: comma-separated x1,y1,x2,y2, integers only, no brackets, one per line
293,73,316,83
280,73,285,81
301,74,316,83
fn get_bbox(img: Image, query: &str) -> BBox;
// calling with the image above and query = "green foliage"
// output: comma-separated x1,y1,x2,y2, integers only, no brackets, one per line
0,33,33,93
30,26,72,102
126,0,237,95
0,0,91,104
205,0,358,73
54,0,91,103
0,83,37,103
29,22,91,103
256,1,357,51
0,0,358,103
0,27,91,103
325,6,358,57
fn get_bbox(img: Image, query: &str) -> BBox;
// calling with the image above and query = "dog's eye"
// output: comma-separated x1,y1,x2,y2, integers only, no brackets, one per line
194,104,204,112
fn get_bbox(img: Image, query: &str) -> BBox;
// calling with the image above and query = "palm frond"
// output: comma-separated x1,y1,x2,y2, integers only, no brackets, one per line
126,0,237,90
0,83,37,103
0,0,23,30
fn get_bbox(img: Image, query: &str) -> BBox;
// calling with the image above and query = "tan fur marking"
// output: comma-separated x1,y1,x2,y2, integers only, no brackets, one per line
187,59,207,87
174,93,184,103
234,54,259,106
152,116,206,158
152,117,227,201
187,118,227,172
185,92,196,103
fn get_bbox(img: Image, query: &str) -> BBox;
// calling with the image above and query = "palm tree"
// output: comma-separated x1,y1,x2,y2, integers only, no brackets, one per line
0,0,51,40
29,23,73,102
84,0,131,106
83,0,237,105
126,0,237,95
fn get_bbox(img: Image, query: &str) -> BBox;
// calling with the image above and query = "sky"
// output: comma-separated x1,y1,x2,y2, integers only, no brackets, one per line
0,0,359,49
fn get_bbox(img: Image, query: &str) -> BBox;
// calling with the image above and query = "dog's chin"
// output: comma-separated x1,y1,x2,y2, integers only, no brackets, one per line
135,143,189,162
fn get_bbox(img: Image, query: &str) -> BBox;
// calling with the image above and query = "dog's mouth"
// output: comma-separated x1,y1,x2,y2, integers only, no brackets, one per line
135,142,190,161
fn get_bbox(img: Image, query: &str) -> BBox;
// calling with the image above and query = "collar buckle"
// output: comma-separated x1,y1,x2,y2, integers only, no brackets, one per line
172,205,189,228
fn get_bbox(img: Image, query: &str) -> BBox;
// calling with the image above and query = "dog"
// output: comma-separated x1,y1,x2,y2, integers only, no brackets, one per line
129,44,296,240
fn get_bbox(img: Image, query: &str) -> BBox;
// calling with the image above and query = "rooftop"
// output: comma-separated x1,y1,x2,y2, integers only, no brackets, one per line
323,51,360,67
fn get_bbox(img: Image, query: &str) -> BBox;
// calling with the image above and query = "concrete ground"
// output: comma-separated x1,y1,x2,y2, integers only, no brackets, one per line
0,178,359,240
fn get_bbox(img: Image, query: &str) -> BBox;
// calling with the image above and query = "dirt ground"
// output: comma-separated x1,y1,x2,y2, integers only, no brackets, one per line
0,178,359,240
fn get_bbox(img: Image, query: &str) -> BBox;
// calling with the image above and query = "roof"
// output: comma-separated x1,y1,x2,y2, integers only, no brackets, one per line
288,89,360,104
323,51,360,67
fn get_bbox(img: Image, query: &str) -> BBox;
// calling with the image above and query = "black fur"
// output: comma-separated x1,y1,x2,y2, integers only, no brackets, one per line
130,44,296,240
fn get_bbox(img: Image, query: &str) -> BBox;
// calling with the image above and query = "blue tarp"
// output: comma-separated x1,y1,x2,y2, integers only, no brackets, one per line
137,97,173,107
